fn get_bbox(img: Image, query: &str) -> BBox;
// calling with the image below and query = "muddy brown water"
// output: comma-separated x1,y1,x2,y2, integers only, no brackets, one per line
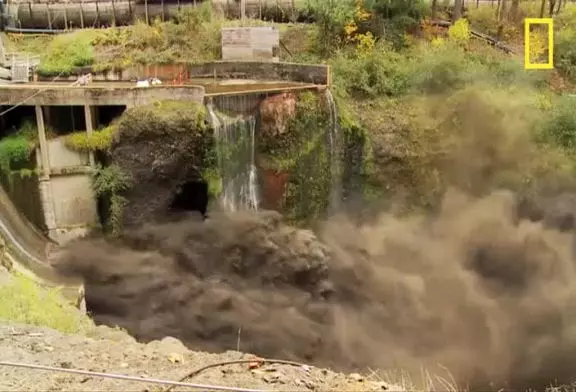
52,191,576,391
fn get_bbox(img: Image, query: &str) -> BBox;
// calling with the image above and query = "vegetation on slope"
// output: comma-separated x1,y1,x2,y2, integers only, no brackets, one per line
16,0,576,216
0,272,91,334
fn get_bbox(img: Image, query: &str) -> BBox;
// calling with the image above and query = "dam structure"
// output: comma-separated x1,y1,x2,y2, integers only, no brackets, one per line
0,56,332,306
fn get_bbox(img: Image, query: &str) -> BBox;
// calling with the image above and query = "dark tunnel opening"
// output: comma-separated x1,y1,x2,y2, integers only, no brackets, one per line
169,181,209,219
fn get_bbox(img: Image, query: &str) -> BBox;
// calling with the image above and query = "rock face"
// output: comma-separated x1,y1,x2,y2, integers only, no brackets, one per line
110,101,212,227
259,167,290,211
259,92,297,138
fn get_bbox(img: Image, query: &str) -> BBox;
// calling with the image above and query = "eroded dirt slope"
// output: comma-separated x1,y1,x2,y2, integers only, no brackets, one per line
0,323,394,392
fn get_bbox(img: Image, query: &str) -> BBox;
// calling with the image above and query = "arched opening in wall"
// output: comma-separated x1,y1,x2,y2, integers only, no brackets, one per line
0,106,36,137
169,180,209,219
44,106,86,135
94,106,126,129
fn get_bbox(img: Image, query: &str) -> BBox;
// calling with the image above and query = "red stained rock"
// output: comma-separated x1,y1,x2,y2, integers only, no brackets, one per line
260,168,290,211
259,92,297,137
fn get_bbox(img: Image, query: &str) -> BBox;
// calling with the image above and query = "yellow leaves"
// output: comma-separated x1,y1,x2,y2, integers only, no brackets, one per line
354,0,371,21
529,28,548,63
448,18,471,43
342,0,374,56
431,37,445,48
344,22,358,37
355,32,376,56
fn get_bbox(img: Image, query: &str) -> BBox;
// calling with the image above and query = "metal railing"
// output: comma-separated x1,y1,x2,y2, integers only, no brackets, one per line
4,52,40,83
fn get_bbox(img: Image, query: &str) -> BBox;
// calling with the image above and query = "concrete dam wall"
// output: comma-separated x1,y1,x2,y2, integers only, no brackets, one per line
2,0,297,30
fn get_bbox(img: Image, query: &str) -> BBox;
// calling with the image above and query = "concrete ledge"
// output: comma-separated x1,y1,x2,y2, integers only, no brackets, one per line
188,61,330,85
0,85,205,106
50,166,93,176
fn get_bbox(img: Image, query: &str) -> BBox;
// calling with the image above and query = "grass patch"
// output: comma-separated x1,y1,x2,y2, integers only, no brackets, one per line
0,273,92,334
37,30,98,76
65,125,116,152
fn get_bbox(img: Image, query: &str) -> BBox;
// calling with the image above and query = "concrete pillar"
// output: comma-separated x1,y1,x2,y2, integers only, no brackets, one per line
35,105,50,177
84,104,95,167
35,105,57,237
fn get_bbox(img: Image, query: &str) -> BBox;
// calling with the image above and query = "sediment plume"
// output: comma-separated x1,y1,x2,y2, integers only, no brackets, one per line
54,88,576,390
55,194,576,390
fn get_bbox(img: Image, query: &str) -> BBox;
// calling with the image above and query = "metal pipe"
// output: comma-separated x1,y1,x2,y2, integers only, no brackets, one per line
0,361,268,392
3,26,66,34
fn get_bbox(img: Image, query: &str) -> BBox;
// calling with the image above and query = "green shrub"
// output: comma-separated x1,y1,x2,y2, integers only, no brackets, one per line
540,95,576,150
555,26,576,81
0,135,32,180
38,31,97,76
304,0,356,55
65,125,116,152
0,273,91,334
331,42,411,98
409,42,479,93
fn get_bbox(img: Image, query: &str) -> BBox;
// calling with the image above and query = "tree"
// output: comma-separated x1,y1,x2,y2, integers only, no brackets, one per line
509,0,520,22
540,0,546,18
453,0,463,21
549,0,556,16
431,0,438,20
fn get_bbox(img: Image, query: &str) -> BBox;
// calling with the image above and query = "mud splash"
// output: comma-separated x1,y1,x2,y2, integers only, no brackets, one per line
55,191,576,391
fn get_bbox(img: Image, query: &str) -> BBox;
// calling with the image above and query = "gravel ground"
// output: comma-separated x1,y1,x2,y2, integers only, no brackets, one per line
0,323,402,392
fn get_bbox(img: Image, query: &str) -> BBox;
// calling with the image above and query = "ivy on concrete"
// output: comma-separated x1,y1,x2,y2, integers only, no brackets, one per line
91,164,133,236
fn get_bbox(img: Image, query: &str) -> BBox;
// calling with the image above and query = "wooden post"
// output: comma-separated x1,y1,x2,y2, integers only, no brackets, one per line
95,0,101,27
145,0,149,25
84,105,95,167
112,0,117,26
46,4,52,30
80,0,85,28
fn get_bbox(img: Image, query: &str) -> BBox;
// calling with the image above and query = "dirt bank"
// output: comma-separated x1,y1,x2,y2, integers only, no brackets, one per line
0,322,394,392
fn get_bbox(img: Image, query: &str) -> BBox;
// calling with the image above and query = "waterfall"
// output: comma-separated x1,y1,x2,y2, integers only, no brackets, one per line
207,103,260,212
325,89,342,213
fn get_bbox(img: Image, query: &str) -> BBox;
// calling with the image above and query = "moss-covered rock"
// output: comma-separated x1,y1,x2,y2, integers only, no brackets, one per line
110,100,214,227
257,91,332,224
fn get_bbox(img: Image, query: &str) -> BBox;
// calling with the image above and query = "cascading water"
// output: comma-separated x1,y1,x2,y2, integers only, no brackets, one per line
324,89,342,213
207,102,259,212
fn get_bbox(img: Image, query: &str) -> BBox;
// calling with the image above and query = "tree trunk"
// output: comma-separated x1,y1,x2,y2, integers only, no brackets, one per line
548,0,556,16
431,0,438,20
556,0,562,14
509,0,520,21
540,0,546,17
497,0,507,21
453,0,463,21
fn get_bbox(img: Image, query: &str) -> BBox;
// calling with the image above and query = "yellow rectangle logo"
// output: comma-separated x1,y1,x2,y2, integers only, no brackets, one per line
524,18,554,70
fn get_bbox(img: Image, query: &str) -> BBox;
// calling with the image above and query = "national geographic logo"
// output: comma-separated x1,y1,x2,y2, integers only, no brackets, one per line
524,18,554,70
